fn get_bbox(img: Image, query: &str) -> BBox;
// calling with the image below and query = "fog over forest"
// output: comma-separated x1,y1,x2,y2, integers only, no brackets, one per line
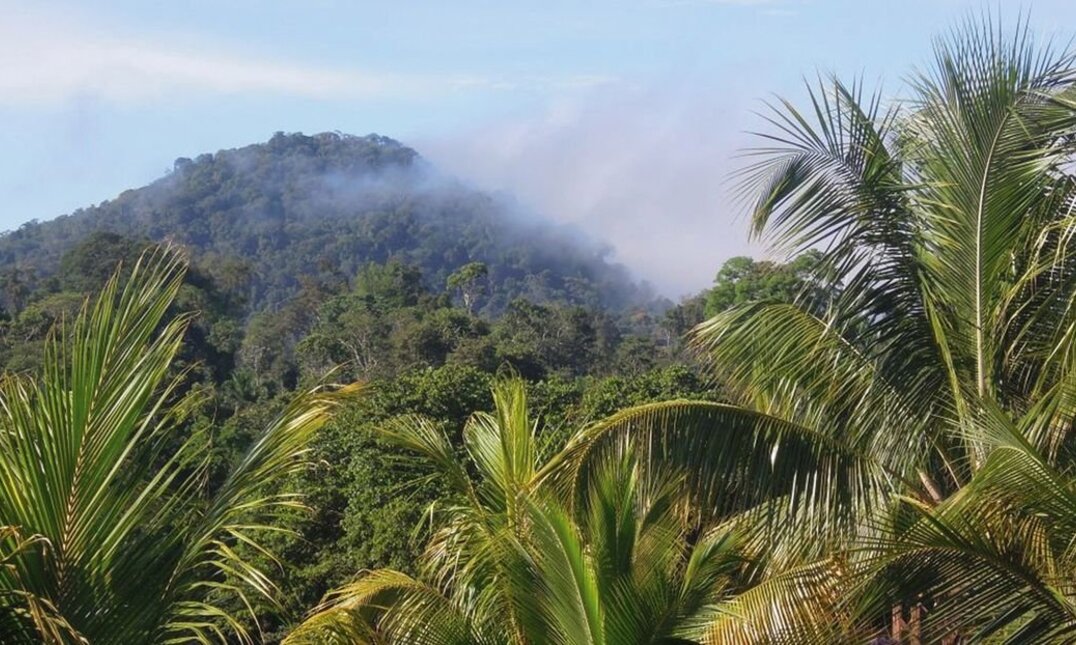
6,4,1076,644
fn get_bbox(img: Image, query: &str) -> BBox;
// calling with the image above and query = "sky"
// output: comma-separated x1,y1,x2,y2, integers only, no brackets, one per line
3,1,1076,297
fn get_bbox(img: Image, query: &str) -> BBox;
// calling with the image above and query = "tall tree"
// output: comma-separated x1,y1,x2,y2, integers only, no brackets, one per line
446,261,488,315
673,14,1076,641
703,251,824,317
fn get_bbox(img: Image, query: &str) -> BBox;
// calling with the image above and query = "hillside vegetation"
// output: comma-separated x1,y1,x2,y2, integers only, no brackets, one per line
12,14,1074,644
0,131,651,314
0,131,827,640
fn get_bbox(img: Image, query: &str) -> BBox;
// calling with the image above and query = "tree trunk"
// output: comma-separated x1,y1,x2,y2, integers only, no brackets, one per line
909,602,922,645
891,604,905,641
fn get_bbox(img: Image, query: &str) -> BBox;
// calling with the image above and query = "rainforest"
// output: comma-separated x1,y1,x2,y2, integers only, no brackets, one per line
4,7,1076,645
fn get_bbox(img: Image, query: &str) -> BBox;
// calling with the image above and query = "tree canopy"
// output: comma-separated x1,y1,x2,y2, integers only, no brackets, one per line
0,132,653,316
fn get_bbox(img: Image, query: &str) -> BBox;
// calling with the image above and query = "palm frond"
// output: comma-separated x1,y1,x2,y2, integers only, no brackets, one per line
549,400,900,558
0,248,355,643
284,569,474,645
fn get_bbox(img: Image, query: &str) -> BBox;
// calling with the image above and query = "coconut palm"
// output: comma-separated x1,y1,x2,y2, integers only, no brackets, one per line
674,15,1076,641
286,378,858,644
0,250,356,644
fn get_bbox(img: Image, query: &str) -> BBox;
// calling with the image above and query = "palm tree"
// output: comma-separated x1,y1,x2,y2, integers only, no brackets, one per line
285,378,832,644
673,14,1076,641
0,249,356,643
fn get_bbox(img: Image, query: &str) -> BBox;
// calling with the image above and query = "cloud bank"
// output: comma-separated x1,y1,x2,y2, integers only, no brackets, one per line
421,82,768,298
0,6,613,106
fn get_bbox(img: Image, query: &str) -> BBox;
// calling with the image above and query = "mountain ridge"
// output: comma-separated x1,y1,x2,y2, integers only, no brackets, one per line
0,131,657,315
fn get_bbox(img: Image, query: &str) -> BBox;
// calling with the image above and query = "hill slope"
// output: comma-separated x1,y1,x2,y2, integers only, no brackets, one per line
0,131,652,314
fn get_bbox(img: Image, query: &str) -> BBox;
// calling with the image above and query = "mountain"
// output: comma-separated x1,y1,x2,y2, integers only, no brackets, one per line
0,131,654,315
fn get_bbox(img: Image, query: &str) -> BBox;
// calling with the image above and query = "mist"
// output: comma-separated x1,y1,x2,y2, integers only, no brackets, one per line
0,130,657,315
420,81,768,299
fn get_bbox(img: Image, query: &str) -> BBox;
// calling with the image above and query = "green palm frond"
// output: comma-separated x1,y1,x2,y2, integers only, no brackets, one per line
551,400,899,552
284,569,475,645
0,248,355,644
463,378,538,514
289,378,756,644
693,559,858,644
692,303,936,480
0,526,84,643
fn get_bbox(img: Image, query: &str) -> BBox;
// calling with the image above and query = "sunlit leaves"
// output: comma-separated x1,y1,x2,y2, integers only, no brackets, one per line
0,249,354,643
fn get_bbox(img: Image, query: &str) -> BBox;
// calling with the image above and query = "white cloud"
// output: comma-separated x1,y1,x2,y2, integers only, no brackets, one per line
0,6,611,106
0,10,372,104
420,83,769,297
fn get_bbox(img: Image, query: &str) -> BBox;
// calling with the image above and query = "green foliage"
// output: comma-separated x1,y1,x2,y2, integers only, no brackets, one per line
285,379,752,644
0,234,246,389
352,260,426,309
254,365,492,636
0,250,354,643
243,361,721,638
574,363,719,421
703,250,824,317
492,298,618,378
0,132,653,315
57,231,148,293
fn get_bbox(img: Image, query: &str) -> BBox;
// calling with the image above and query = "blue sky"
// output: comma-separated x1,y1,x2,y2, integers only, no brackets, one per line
3,1,1076,295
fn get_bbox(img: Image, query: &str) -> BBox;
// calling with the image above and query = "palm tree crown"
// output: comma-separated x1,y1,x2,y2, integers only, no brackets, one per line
684,15,1076,641
0,250,355,643
285,378,797,644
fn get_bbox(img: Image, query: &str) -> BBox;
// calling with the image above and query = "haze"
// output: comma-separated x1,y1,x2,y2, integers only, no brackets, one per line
4,0,1075,296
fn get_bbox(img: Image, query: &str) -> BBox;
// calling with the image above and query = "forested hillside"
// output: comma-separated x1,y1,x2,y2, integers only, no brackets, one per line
10,9,1076,645
0,131,652,314
0,128,835,642
0,170,823,640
